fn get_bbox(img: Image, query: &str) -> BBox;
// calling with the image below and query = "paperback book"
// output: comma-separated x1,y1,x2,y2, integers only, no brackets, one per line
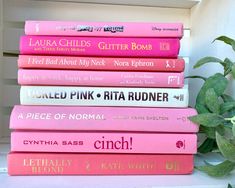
20,86,189,107
25,21,183,38
18,69,184,88
11,132,197,154
8,153,193,175
10,105,198,132
20,36,180,57
18,55,185,72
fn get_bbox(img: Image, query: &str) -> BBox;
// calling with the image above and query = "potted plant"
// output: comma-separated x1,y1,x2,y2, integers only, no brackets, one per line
188,36,235,178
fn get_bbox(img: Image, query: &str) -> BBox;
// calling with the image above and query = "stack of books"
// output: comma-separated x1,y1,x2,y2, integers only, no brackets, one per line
8,21,198,175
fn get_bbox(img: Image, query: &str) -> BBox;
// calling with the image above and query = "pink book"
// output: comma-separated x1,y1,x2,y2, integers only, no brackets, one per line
20,36,180,57
11,132,197,154
8,152,194,175
10,105,199,133
25,21,183,38
18,69,184,88
18,55,185,72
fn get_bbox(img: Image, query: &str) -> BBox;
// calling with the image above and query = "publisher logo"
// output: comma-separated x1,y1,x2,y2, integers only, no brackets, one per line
176,140,185,149
173,94,184,101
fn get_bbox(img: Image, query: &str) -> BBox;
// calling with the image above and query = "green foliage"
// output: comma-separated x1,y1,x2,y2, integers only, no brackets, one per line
189,35,235,177
228,184,234,188
196,160,235,177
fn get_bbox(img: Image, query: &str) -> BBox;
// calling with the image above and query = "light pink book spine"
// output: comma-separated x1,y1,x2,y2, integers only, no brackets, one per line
20,36,180,57
25,21,183,38
8,153,194,175
11,132,197,154
18,69,184,88
10,105,199,133
18,55,185,72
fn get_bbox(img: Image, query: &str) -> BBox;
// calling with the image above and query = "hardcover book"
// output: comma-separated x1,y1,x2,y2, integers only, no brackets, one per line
11,132,197,154
10,105,199,133
20,86,189,107
20,36,180,57
24,21,183,38
8,153,193,175
18,69,184,88
18,55,185,72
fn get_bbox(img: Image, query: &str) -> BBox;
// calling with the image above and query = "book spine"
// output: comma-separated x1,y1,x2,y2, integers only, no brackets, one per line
18,69,184,88
18,55,185,72
10,105,199,133
20,86,189,107
11,132,197,154
8,153,193,175
25,21,183,38
20,36,180,57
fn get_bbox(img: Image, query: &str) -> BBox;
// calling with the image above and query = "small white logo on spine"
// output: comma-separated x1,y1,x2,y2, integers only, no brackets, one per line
168,76,180,84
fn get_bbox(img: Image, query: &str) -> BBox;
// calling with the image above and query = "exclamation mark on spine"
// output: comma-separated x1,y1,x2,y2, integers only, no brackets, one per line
129,137,133,150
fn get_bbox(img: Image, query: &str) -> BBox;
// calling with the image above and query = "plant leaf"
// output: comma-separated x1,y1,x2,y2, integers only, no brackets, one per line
193,57,224,69
232,41,235,52
189,113,224,127
221,95,235,117
195,103,210,114
228,184,233,188
223,58,234,76
216,132,235,162
205,88,220,114
196,160,235,177
232,64,235,79
221,94,235,102
185,75,207,81
220,102,235,114
200,126,216,139
196,73,228,111
233,125,235,137
213,35,235,45
198,138,216,153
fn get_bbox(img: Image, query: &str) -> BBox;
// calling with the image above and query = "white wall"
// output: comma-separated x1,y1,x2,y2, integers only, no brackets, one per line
0,0,3,139
190,0,235,106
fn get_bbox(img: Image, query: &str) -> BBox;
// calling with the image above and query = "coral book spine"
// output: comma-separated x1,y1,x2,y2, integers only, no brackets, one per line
18,55,185,72
11,132,197,154
8,152,193,175
24,21,183,38
18,69,184,88
20,86,189,107
19,36,180,57
10,105,199,133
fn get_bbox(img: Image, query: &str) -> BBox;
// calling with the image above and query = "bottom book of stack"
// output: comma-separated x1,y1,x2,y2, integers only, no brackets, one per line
8,153,194,175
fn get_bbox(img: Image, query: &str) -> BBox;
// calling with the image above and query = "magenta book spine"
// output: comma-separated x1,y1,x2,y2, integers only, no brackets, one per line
25,21,183,38
10,105,199,133
18,69,184,88
11,132,197,154
20,36,180,57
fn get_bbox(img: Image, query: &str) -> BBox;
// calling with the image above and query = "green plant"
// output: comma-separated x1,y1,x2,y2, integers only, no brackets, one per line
188,36,235,177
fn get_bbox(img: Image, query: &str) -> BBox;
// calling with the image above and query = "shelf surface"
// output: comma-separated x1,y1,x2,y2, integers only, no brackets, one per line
37,0,201,8
0,143,234,188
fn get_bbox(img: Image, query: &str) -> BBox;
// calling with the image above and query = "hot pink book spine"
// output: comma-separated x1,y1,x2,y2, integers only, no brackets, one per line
11,132,197,154
10,105,199,133
8,152,193,175
25,21,183,38
18,55,185,72
18,69,184,88
20,36,180,57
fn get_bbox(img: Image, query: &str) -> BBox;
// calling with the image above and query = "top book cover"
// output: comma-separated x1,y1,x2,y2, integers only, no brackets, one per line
25,21,184,38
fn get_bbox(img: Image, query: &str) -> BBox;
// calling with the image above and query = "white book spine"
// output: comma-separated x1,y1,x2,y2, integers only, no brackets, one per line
20,86,188,107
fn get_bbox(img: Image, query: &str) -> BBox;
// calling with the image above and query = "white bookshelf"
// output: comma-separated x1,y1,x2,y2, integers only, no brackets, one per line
0,0,235,187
